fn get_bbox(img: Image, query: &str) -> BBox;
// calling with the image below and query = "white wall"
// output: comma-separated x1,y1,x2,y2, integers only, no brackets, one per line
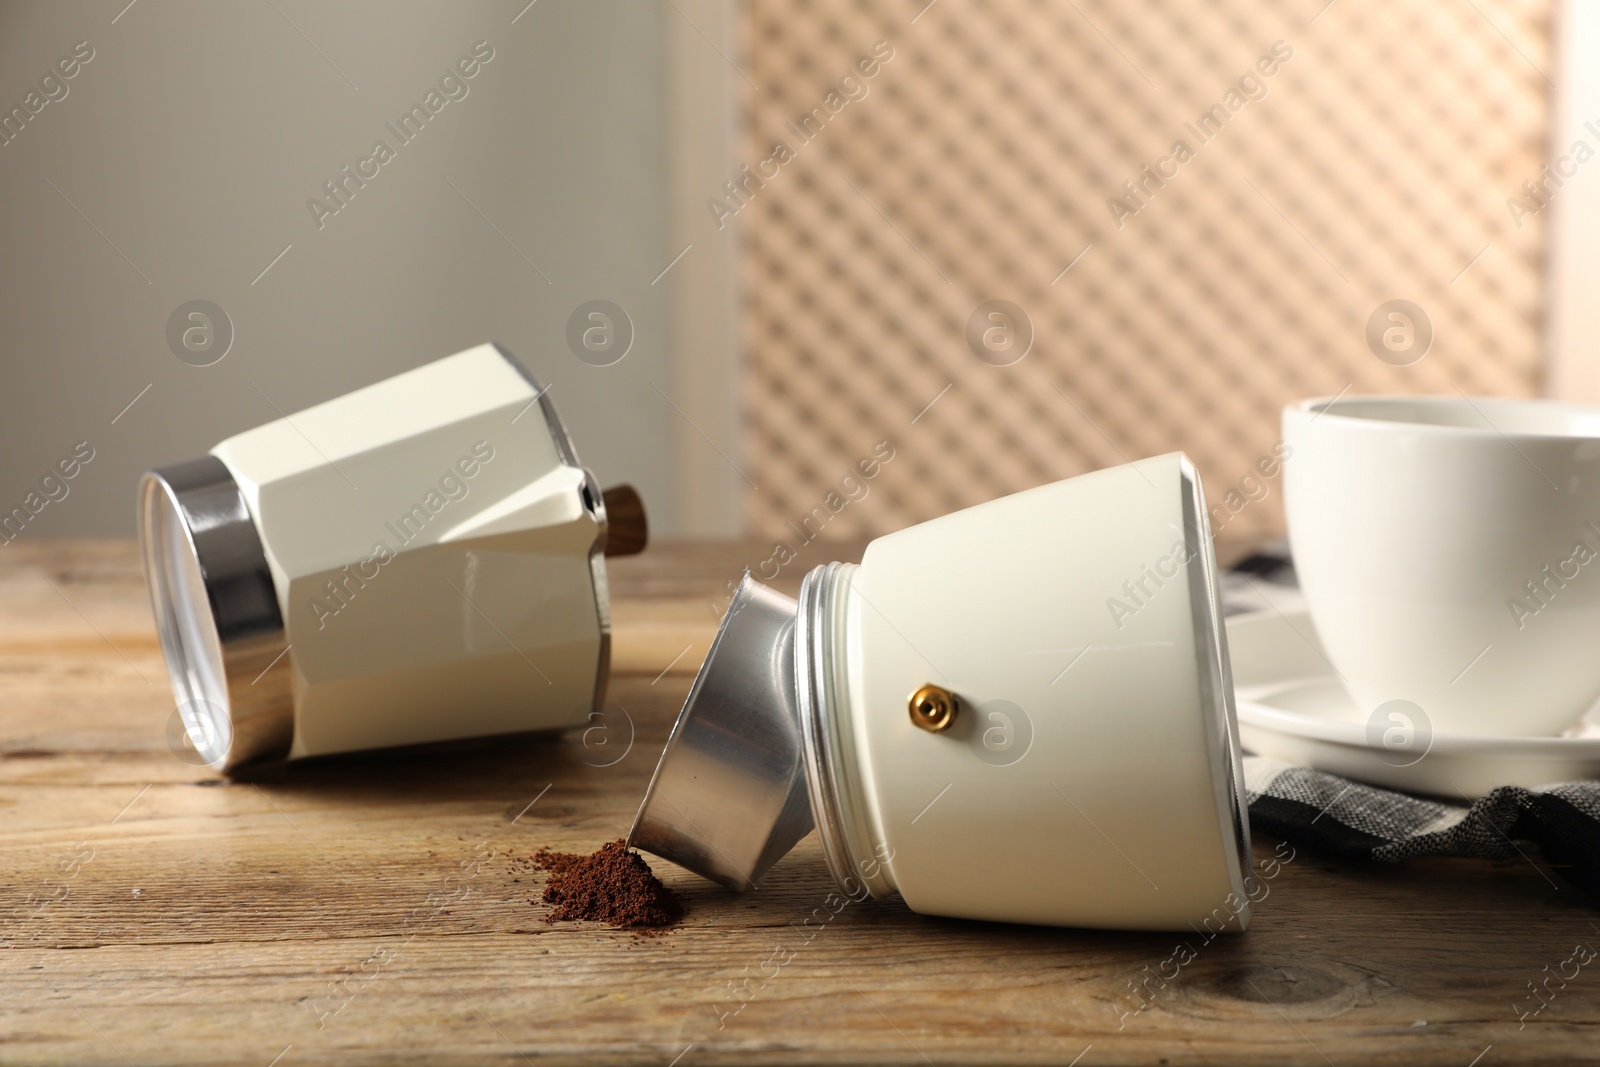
0,0,740,539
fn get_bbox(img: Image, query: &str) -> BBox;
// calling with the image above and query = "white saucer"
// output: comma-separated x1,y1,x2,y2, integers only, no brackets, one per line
1226,608,1600,800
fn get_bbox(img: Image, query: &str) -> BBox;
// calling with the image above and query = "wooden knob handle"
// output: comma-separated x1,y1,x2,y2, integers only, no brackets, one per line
601,484,648,557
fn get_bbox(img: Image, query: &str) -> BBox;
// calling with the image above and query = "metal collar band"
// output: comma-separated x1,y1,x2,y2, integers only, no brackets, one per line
795,560,887,899
138,456,292,770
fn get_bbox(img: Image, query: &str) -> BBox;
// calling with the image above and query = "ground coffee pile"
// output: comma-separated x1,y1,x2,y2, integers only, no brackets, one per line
531,839,684,931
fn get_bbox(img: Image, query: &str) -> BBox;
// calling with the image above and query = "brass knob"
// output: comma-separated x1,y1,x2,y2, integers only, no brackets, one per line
908,684,959,732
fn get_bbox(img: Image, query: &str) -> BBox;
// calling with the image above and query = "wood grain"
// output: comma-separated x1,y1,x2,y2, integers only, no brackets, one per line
1,541,1594,1066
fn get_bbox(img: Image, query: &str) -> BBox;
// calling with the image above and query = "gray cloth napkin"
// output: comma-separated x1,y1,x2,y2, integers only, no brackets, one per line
1243,755,1600,901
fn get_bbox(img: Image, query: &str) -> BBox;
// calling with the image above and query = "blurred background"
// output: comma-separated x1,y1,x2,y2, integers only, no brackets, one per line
0,0,1584,551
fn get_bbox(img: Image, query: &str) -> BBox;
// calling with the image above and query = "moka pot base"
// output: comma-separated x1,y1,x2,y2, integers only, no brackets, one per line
632,453,1252,932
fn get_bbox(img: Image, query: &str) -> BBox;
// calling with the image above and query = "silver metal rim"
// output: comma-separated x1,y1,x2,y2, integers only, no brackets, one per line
796,561,889,900
1178,455,1254,908
138,456,292,771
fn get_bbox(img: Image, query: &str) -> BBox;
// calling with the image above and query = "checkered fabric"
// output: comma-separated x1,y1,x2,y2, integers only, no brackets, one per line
1244,756,1600,902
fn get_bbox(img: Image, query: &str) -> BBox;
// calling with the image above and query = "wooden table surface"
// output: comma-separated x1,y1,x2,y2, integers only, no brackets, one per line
3,539,1597,1066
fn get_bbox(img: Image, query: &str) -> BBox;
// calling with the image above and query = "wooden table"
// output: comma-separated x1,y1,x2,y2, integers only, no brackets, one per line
2,540,1595,1066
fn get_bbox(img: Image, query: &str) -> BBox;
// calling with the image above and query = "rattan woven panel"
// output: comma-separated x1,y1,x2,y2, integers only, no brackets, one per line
733,0,1550,546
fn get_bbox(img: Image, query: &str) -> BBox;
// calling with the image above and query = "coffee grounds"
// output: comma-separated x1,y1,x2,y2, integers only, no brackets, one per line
531,839,684,931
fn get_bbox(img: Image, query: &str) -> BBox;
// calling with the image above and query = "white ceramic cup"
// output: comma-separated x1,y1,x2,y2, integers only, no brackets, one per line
1283,395,1600,738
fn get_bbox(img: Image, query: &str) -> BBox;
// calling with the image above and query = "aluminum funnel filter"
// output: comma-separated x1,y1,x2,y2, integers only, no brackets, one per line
627,575,814,890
